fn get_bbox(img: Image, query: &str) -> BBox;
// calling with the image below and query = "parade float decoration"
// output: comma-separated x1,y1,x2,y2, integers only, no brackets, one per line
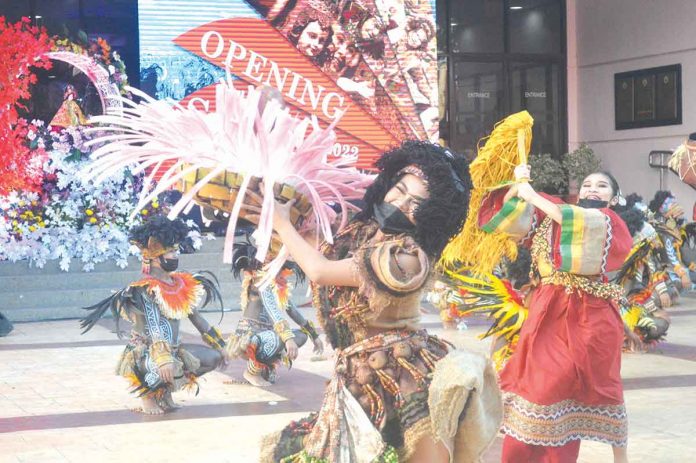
0,19,194,271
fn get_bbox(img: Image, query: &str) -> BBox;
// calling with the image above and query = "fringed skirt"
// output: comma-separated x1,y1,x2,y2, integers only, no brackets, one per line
260,329,502,463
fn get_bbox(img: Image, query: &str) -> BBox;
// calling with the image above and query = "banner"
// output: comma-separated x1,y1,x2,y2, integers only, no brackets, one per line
139,0,438,168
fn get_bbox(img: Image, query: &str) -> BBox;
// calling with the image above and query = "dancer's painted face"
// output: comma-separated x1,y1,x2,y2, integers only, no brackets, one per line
382,173,429,224
578,173,616,205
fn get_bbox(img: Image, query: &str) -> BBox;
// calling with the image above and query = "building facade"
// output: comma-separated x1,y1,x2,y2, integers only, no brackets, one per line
3,0,694,203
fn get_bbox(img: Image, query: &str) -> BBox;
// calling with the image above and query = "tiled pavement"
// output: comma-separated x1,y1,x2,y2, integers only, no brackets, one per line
1,294,696,462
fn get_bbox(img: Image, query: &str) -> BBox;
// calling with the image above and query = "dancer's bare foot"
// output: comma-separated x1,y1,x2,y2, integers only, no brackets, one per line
243,370,272,387
159,391,181,411
131,396,164,415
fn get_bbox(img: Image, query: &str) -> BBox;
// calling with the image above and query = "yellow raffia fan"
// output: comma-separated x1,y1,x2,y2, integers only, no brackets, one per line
440,110,534,273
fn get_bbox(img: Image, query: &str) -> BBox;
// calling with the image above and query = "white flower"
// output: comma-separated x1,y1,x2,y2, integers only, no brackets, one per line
108,65,116,75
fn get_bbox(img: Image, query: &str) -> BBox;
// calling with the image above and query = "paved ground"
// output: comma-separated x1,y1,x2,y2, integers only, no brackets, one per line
1,293,695,463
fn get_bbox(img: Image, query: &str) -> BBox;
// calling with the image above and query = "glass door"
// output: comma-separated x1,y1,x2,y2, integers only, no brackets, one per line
450,60,505,159
510,61,561,156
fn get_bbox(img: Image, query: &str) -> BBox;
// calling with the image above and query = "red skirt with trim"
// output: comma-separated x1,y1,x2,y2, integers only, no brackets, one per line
500,283,624,405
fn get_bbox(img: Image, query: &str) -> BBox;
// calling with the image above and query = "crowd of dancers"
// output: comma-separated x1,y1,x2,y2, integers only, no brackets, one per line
77,88,696,463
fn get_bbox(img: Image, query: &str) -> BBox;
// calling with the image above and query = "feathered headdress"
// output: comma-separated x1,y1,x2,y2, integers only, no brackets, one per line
129,216,189,273
440,111,533,273
82,81,372,281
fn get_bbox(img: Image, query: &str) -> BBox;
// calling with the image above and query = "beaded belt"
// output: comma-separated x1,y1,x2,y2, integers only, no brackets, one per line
541,271,624,301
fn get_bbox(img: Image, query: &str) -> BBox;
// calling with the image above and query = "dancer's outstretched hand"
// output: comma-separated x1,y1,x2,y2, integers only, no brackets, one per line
285,339,299,361
312,337,325,356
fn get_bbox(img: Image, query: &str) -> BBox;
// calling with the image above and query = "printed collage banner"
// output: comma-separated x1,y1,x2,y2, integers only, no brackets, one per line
139,0,438,168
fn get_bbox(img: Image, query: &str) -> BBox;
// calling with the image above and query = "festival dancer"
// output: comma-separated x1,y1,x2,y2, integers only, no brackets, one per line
258,141,502,462
478,167,633,463
80,216,227,414
649,191,692,294
226,238,324,387
613,195,671,349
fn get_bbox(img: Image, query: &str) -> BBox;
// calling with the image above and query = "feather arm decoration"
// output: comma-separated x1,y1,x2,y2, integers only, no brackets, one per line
612,239,652,285
444,269,528,370
620,303,643,331
81,81,373,280
80,286,142,337
440,111,533,273
192,271,225,323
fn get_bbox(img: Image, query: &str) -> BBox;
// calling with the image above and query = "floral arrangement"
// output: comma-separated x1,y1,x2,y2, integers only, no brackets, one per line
0,19,206,271
53,33,130,95
1,123,141,270
0,16,53,195
0,123,205,271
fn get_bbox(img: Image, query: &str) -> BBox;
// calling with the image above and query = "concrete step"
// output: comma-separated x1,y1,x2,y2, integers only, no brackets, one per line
7,303,236,324
0,236,315,322
2,283,241,311
0,237,227,277
0,265,236,292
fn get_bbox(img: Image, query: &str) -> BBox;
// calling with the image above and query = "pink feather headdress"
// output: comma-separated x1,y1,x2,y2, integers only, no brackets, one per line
82,81,373,281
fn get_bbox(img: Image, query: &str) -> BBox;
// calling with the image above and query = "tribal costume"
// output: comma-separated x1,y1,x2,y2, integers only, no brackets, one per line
227,240,320,383
649,191,692,296
261,141,502,463
681,223,696,284
478,189,633,460
81,217,226,402
613,200,671,344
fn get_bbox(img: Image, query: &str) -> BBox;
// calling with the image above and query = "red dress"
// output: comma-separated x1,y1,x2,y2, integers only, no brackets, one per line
479,191,632,461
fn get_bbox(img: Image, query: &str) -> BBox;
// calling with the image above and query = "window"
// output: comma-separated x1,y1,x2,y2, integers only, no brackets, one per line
510,61,560,154
508,0,562,54
451,61,504,157
450,0,504,53
439,0,566,158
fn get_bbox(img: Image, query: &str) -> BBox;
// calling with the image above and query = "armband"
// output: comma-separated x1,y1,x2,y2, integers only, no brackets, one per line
301,320,319,341
274,320,295,343
202,326,227,350
150,340,174,367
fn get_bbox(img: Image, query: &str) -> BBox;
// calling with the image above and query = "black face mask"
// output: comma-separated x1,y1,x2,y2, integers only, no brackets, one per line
577,198,609,209
159,256,179,272
373,201,416,234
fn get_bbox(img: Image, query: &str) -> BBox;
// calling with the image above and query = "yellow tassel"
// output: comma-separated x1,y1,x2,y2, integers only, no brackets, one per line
440,111,533,273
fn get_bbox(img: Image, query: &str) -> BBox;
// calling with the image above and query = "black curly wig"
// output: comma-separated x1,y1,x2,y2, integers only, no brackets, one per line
648,190,673,214
354,140,472,258
615,207,646,237
129,216,189,250
624,193,643,209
